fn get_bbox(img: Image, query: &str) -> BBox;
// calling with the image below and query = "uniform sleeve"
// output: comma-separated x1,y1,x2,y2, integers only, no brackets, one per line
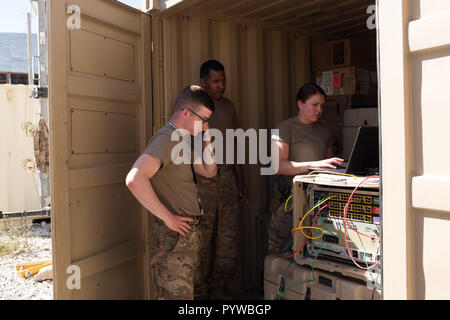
143,132,172,169
272,120,292,146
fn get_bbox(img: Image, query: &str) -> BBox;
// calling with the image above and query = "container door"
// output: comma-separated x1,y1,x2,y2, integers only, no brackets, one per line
48,0,152,299
379,0,450,299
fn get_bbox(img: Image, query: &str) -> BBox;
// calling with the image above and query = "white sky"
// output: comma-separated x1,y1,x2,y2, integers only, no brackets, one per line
0,0,143,33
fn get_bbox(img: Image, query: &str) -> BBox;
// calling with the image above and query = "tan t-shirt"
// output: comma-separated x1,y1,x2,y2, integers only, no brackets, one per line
207,97,238,166
144,124,202,217
273,117,332,185
273,117,331,162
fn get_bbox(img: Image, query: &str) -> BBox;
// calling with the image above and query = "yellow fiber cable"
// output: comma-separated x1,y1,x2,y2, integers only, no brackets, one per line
284,194,293,213
292,196,335,240
307,170,357,178
297,226,325,240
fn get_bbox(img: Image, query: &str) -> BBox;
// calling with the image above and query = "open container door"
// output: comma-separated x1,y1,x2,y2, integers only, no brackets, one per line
48,0,152,299
379,0,450,299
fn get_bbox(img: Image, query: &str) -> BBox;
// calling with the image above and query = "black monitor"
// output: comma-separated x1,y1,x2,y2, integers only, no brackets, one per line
346,126,379,174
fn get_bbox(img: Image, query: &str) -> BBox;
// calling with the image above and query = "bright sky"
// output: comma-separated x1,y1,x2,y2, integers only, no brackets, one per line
0,0,143,33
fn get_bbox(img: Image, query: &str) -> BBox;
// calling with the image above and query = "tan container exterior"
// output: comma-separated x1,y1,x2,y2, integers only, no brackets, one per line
48,0,152,299
44,0,450,300
0,85,42,212
379,0,450,299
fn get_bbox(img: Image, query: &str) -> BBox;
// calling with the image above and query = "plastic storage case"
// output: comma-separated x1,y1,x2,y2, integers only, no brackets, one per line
264,255,381,300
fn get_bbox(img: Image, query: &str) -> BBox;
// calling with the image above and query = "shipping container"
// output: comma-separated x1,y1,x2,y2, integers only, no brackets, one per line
45,0,450,299
0,85,43,212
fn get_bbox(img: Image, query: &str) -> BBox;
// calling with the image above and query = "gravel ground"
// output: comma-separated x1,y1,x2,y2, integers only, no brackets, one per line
0,221,53,300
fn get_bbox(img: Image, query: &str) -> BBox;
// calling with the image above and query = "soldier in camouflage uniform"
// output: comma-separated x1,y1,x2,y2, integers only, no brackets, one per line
195,60,247,299
149,216,201,299
195,165,240,299
126,85,217,300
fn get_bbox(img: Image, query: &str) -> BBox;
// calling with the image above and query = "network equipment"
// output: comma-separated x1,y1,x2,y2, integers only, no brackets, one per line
305,184,381,266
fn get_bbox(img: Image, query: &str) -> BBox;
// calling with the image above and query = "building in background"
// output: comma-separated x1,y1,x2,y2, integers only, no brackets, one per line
0,33,38,84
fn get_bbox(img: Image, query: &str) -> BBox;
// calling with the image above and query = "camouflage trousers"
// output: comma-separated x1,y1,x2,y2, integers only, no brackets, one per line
195,166,240,298
149,217,201,300
267,198,294,254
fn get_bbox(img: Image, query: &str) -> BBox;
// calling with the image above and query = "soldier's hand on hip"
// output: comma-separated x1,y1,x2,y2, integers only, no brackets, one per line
164,214,193,237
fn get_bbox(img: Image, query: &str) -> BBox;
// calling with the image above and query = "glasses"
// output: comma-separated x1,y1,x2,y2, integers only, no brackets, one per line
183,108,209,124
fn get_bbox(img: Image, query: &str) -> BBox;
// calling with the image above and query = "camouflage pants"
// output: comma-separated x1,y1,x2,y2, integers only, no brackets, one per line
195,166,239,297
267,199,293,254
149,217,201,300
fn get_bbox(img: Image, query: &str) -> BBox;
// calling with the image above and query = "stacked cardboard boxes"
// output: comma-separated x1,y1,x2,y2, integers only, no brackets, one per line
315,66,378,98
312,35,377,71
312,35,378,157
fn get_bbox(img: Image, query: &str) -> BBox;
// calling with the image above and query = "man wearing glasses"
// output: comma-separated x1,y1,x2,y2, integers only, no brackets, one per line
195,60,248,300
126,85,217,300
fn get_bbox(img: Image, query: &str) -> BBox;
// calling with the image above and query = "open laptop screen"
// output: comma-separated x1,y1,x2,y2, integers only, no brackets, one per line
346,126,379,174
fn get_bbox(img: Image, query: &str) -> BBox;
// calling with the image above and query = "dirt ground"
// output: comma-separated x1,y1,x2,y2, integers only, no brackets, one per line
0,220,53,300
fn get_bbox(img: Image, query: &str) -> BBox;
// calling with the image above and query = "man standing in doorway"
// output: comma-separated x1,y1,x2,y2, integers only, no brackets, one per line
126,85,217,300
195,60,248,299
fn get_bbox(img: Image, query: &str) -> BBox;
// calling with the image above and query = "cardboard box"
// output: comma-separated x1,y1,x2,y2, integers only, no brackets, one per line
312,34,377,71
315,66,377,97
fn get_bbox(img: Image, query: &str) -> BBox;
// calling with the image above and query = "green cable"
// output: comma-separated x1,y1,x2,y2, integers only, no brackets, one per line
273,194,383,300
275,198,334,300
301,196,380,289
275,237,325,300
275,260,293,299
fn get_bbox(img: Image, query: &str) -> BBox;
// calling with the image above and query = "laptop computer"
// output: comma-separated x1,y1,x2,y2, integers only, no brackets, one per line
309,126,379,175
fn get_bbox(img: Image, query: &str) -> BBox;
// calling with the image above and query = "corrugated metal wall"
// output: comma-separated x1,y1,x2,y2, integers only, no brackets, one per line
152,13,311,295
0,85,42,212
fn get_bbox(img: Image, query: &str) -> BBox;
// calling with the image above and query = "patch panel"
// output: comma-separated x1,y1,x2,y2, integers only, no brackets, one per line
313,190,380,225
304,185,381,266
328,201,372,214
